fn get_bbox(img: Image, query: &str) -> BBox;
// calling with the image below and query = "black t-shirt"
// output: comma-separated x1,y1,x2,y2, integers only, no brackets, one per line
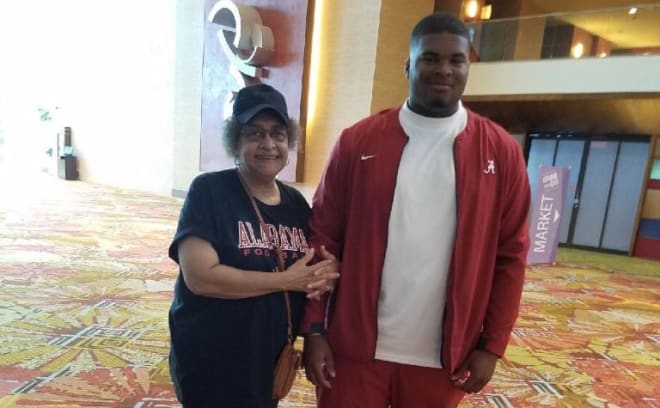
168,169,311,407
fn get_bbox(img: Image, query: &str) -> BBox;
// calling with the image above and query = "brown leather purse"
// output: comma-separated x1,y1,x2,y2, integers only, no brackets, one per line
269,251,302,400
238,171,302,400
271,335,303,399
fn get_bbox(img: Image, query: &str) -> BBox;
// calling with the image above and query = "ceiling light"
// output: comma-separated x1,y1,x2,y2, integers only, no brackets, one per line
481,5,492,20
571,42,584,58
628,7,638,15
465,0,479,19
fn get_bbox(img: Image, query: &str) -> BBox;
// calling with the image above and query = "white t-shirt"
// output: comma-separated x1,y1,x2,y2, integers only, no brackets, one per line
374,101,467,368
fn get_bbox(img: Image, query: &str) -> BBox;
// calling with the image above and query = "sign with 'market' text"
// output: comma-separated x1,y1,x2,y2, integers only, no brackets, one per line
527,166,569,265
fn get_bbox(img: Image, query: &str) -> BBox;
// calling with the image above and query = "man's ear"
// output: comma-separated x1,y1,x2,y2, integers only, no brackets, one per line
404,58,410,79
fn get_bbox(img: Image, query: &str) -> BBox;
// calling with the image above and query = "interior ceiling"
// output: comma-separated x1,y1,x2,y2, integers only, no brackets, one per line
523,1,660,48
464,2,660,135
464,96,660,135
526,0,647,13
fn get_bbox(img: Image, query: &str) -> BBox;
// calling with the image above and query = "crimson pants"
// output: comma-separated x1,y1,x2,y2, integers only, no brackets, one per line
316,357,465,408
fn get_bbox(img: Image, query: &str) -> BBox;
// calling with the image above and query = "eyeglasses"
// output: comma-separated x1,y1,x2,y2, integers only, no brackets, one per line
241,126,288,143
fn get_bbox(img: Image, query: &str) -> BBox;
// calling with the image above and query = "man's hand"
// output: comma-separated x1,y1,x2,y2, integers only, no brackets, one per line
451,349,498,393
304,335,335,389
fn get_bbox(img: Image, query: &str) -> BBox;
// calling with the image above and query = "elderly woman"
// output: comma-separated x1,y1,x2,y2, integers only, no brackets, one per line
168,84,338,408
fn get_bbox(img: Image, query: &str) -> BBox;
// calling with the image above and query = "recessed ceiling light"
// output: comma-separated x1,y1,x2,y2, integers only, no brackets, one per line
571,42,584,58
628,7,638,15
465,0,479,19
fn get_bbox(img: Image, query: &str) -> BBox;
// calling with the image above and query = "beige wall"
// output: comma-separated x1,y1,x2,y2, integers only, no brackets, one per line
302,0,382,187
433,0,462,15
512,19,546,60
512,0,547,61
304,0,436,187
370,0,435,113
643,189,660,219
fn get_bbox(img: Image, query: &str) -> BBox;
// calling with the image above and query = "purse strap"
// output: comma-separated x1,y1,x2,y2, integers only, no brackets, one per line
237,170,295,344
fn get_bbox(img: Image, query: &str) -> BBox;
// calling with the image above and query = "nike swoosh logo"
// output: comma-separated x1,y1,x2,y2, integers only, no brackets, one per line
361,154,376,160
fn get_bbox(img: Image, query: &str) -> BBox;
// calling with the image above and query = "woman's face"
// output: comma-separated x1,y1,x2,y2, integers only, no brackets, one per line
237,112,289,181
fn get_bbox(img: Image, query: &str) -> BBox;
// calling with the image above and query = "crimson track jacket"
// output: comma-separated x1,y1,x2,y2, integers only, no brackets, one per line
301,107,530,371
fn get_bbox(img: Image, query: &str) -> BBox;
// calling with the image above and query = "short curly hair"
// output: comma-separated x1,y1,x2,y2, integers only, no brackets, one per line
410,12,471,48
222,115,300,160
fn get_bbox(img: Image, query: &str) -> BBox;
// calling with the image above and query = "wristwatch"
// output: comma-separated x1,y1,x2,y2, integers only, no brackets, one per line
307,322,326,337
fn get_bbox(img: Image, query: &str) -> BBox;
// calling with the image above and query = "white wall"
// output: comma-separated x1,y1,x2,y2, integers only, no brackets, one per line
172,0,205,195
466,55,660,96
0,0,176,195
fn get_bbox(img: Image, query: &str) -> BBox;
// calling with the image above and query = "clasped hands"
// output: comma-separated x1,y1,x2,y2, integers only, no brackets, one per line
284,245,339,300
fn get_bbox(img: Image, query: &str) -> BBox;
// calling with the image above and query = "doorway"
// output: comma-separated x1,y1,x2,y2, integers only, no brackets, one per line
526,133,650,253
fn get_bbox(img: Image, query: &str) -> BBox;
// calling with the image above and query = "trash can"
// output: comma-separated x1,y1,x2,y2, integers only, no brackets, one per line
58,155,78,180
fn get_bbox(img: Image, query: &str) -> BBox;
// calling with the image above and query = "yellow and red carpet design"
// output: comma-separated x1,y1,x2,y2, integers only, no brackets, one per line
0,174,658,407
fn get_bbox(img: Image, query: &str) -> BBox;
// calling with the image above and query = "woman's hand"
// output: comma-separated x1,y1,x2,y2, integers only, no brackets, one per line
283,247,340,297
306,246,340,300
179,237,340,299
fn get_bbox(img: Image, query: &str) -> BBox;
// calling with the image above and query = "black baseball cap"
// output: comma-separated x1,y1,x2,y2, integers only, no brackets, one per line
233,84,289,125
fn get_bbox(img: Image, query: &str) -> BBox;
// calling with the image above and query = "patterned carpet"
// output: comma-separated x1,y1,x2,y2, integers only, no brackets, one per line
0,173,658,408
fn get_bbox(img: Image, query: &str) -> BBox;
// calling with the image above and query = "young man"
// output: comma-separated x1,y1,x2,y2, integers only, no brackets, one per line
301,12,531,408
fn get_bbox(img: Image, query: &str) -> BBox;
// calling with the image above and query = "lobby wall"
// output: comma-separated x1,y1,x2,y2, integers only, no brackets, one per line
0,0,176,196
172,0,438,195
173,0,206,196
301,0,382,186
370,0,435,113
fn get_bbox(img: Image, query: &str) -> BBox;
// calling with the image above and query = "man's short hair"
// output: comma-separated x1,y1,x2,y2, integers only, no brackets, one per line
410,12,470,48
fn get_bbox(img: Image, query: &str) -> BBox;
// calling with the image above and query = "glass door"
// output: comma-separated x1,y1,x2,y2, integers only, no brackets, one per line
553,140,585,244
600,141,651,251
526,134,649,253
571,141,619,247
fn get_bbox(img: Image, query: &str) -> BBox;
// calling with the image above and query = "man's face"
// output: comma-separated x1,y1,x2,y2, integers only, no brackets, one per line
406,32,470,118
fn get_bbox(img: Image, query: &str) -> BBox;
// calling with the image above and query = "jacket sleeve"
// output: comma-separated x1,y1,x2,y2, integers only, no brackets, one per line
299,132,350,334
480,140,530,357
